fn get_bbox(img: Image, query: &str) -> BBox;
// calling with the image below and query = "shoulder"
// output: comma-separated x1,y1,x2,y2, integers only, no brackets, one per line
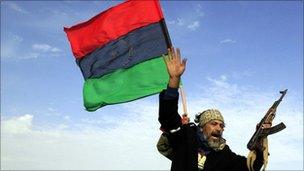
180,123,198,140
223,144,230,151
167,122,197,138
221,144,235,154
181,122,197,132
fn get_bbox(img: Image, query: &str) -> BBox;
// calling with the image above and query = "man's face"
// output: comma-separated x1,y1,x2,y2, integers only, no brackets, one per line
201,120,225,148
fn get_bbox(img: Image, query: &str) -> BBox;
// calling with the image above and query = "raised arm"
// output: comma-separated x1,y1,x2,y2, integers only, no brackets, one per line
158,48,187,132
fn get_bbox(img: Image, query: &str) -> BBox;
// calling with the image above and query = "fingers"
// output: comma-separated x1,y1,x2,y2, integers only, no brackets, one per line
182,58,187,66
168,47,175,60
176,48,181,63
167,47,186,64
162,54,168,64
171,47,176,60
166,48,172,60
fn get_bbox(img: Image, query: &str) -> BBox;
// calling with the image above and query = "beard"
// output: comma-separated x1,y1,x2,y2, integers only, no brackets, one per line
204,132,226,151
208,137,222,149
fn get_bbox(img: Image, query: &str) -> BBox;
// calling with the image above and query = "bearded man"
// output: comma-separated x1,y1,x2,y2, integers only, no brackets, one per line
157,47,268,171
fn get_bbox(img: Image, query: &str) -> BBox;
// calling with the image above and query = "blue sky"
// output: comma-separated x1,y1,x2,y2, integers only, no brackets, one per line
1,1,303,170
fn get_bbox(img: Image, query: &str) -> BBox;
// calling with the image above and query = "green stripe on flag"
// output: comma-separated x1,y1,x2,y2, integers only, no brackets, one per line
83,56,169,111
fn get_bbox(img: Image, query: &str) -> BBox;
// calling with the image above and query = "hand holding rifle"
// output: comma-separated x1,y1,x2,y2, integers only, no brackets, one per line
247,89,287,171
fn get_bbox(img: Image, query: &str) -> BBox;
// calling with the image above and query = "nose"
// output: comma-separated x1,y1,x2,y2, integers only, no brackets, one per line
215,125,223,132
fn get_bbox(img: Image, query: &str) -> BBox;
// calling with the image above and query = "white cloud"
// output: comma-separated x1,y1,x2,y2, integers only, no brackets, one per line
1,75,302,170
220,74,227,81
2,114,33,134
64,116,70,121
1,106,168,170
32,43,61,53
195,4,204,17
49,10,69,17
177,18,184,26
47,107,56,112
187,21,200,31
1,33,61,60
167,20,176,25
6,2,29,14
220,39,237,44
32,44,52,52
51,47,61,52
168,3,204,31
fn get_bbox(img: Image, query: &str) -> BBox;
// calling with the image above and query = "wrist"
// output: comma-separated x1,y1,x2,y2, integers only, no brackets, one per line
169,75,181,79
168,77,180,88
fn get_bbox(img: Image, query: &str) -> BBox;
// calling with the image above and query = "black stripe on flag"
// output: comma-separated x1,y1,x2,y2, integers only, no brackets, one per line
77,22,168,80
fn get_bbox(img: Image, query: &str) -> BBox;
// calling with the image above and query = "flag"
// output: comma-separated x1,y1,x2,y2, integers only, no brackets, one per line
64,0,171,111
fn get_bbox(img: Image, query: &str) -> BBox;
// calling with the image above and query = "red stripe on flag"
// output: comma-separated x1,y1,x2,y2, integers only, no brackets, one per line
64,0,164,59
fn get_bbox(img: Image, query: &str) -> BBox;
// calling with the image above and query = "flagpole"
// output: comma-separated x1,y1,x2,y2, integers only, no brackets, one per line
160,19,172,48
160,19,189,122
179,84,188,115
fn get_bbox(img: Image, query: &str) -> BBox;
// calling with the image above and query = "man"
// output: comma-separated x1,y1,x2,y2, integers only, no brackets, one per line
157,47,268,171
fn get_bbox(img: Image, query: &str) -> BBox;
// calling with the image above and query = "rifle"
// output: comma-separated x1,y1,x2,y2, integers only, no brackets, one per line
247,89,287,151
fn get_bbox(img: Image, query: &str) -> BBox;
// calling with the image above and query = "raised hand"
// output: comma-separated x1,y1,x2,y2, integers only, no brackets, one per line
163,47,187,88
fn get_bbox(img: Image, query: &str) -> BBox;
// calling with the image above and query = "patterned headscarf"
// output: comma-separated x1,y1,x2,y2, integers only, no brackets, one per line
195,109,224,127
